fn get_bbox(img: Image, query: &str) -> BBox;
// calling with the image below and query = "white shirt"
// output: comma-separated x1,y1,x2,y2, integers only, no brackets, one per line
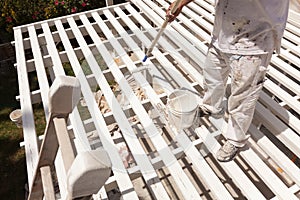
212,0,289,55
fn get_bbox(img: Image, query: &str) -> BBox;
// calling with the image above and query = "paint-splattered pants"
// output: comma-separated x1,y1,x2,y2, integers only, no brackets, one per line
202,46,273,147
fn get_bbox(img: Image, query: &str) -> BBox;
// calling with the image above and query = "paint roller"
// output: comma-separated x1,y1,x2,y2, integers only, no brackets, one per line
142,0,183,62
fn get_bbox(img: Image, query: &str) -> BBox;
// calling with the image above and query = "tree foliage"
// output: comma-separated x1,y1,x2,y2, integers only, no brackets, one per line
0,0,107,33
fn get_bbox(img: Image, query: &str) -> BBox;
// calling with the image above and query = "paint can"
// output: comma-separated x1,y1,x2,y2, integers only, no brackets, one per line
167,89,199,130
9,109,22,128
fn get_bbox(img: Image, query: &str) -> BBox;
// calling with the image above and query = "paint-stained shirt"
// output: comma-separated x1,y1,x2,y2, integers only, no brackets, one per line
212,0,289,55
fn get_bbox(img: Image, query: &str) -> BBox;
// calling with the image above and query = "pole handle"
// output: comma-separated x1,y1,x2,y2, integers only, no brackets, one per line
144,0,183,58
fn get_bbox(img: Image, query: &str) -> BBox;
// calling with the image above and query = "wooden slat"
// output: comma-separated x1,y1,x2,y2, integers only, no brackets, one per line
40,24,95,199
259,92,300,138
68,15,171,200
104,8,233,199
14,28,39,187
208,117,298,199
42,22,92,152
79,12,201,199
53,117,75,173
55,18,139,200
239,148,298,199
54,149,68,199
27,114,58,200
175,132,233,199
28,26,50,118
271,184,300,200
248,124,300,187
158,0,213,41
28,24,89,155
161,0,300,166
188,1,300,166
15,1,300,199
281,39,300,57
142,0,209,69
23,22,89,198
277,47,300,67
112,7,175,93
41,22,106,197
263,79,300,118
16,89,42,105
40,166,55,200
267,65,300,99
195,126,266,200
125,3,200,91
193,0,300,74
286,23,300,40
271,56,300,81
195,0,215,13
254,102,300,158
133,0,208,74
195,0,300,73
288,10,300,28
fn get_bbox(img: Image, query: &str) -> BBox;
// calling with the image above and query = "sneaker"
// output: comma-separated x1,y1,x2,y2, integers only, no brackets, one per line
216,141,239,162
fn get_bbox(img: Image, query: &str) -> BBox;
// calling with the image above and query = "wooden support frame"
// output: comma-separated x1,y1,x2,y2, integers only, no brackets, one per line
14,1,300,199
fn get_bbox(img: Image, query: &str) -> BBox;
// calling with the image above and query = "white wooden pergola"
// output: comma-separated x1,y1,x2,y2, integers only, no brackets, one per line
14,0,300,199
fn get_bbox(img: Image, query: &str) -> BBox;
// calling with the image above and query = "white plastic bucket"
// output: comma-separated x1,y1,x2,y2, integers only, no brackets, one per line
9,109,22,128
167,89,199,130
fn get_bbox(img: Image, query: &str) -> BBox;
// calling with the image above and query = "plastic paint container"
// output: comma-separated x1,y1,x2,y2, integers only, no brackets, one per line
167,89,199,130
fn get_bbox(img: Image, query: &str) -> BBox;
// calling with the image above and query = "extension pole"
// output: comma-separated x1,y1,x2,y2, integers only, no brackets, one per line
142,0,183,62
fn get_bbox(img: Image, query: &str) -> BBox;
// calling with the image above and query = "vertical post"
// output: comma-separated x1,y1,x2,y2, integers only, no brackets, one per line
27,76,81,200
40,166,56,200
53,117,75,173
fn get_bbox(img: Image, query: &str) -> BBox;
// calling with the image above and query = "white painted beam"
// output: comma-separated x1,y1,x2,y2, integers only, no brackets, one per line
55,18,139,200
14,27,39,187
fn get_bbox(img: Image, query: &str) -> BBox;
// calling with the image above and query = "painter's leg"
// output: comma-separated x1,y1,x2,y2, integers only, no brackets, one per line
225,53,272,147
201,46,229,115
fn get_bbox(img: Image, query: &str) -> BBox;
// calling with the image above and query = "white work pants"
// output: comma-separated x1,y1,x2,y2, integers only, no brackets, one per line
202,46,272,147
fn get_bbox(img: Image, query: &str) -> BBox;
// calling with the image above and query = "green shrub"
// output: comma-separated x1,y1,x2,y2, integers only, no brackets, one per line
0,0,107,33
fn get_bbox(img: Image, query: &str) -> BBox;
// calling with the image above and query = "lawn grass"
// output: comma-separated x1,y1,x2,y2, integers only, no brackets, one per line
0,107,26,200
0,65,46,199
